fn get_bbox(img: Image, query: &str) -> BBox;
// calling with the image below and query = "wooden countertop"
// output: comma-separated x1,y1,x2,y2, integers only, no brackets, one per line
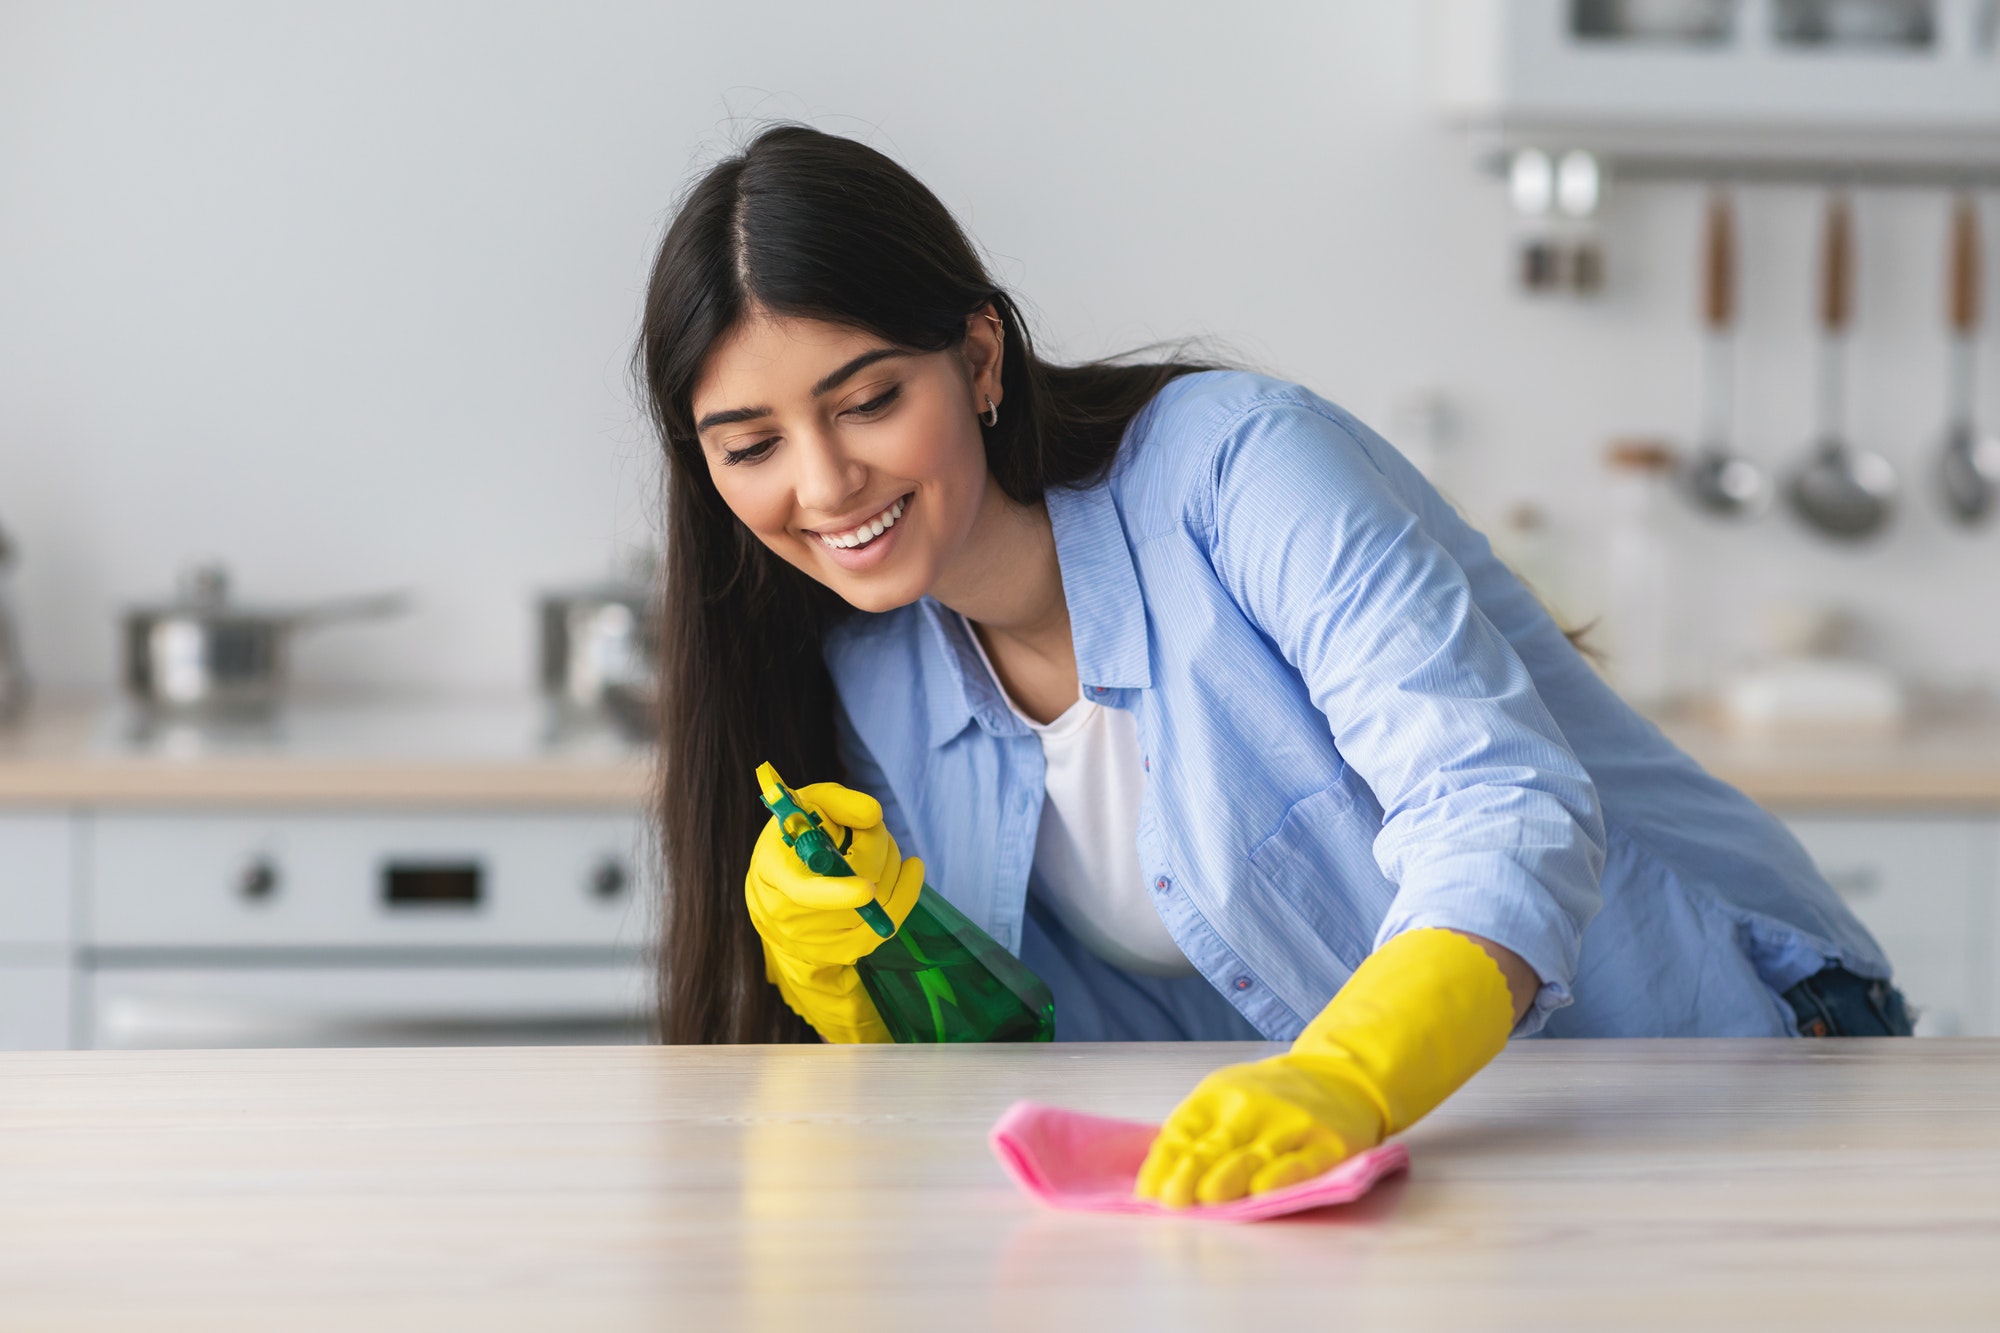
0,699,649,808
0,1040,1995,1329
2,698,1996,812
1655,707,2000,811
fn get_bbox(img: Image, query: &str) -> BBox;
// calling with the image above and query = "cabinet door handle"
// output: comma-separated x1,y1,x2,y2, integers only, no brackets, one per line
589,857,630,901
237,857,281,903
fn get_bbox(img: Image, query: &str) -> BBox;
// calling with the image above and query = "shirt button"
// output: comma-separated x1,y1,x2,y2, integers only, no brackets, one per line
1143,756,1150,772
1154,876,1169,892
1232,976,1253,992
1090,685,1108,696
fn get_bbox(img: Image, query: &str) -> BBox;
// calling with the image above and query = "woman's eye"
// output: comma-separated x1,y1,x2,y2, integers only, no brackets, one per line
722,437,777,466
847,385,901,417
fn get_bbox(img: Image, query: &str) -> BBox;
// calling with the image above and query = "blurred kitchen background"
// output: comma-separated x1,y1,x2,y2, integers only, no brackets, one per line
3,0,1998,1048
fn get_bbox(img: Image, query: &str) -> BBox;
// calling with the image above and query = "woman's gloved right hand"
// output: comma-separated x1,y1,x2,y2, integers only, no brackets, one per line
745,781,925,1043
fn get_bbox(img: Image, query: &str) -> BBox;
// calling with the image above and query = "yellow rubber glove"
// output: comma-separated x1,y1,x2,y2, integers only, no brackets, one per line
1135,927,1516,1208
744,781,925,1044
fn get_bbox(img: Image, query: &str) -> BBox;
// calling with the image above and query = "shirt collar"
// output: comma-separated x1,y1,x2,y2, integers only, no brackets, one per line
1045,481,1151,694
918,598,1023,749
916,480,1151,750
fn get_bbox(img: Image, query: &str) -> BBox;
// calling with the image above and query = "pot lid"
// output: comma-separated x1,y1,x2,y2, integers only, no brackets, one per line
125,565,269,620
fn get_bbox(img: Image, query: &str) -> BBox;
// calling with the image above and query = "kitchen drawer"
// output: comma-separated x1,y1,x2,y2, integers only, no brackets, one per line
85,812,649,950
0,813,75,946
87,961,652,1049
1782,816,1989,1036
0,960,74,1049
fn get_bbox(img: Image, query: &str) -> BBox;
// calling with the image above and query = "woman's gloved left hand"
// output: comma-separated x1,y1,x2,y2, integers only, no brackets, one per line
1135,928,1517,1209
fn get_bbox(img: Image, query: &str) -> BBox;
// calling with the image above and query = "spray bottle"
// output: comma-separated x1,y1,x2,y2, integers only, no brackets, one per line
756,763,1054,1043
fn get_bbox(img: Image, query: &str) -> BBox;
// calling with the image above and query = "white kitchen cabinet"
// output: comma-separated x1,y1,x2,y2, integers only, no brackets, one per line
1432,0,2000,169
0,814,77,1049
1782,816,1993,1036
0,962,73,1049
0,812,74,946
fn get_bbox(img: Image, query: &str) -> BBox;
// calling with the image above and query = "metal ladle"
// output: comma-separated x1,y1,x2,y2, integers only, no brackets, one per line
1786,191,1896,541
1939,193,2000,525
1684,188,1768,517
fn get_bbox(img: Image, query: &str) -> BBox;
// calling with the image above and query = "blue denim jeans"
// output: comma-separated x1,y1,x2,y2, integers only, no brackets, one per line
1782,966,1914,1037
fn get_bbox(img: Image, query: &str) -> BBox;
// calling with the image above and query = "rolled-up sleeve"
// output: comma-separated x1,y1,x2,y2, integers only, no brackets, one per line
1200,397,1604,1031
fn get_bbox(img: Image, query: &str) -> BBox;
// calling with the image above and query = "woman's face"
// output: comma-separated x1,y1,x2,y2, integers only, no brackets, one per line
691,309,1004,615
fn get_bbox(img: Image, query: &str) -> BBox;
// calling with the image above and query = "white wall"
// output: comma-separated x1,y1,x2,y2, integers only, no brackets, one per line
2,0,1996,699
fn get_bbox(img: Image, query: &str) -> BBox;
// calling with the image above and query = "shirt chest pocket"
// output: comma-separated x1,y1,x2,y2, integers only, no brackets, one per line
1246,782,1397,971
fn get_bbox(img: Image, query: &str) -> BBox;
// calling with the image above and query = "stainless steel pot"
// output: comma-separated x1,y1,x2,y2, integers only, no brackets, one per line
539,579,658,734
123,565,408,715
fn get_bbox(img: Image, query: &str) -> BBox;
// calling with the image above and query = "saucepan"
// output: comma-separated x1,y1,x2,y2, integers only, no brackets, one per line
123,564,409,715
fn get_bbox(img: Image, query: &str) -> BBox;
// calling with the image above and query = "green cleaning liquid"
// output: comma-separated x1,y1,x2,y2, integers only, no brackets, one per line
853,885,1055,1043
756,763,1055,1043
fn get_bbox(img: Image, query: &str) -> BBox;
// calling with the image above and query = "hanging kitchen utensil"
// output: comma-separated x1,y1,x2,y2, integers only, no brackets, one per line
1684,188,1768,518
1509,148,1561,292
1785,191,1896,541
122,564,409,715
1555,149,1606,294
1938,193,2000,525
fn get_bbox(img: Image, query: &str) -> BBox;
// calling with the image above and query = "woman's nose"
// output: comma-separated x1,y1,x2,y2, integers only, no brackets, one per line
791,433,868,516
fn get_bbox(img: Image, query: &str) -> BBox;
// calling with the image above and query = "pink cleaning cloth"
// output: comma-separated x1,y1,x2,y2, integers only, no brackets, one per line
989,1100,1409,1222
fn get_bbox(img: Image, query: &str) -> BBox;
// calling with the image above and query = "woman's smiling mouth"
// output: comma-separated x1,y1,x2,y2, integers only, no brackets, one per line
812,494,909,551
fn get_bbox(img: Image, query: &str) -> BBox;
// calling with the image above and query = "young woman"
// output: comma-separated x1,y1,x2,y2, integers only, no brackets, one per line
637,125,1907,1208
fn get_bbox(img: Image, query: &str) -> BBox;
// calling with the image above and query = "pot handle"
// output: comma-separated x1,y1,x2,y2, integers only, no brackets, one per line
288,591,412,629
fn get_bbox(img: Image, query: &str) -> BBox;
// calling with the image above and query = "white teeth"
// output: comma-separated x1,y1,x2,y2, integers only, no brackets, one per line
817,496,907,552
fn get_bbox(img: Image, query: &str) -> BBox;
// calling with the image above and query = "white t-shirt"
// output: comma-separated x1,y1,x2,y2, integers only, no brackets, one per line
963,619,1197,979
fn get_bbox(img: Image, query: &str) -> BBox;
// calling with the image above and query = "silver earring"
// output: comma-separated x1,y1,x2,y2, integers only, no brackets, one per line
981,397,999,427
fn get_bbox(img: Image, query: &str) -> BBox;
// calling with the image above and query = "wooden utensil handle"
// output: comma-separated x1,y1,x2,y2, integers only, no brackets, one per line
1704,190,1735,331
1821,193,1852,334
1950,194,1980,336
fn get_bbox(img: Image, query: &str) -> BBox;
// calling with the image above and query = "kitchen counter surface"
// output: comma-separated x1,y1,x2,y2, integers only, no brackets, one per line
1655,705,2000,810
0,698,648,808
0,1039,1994,1329
2,698,1996,812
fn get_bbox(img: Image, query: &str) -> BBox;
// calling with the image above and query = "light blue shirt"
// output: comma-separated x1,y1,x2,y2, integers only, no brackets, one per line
825,371,1890,1041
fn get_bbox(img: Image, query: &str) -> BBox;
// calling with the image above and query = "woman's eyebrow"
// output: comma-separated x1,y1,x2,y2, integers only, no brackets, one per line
811,347,904,397
695,404,772,432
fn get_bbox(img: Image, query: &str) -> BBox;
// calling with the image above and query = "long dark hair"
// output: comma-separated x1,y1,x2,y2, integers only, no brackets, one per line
637,126,1209,1043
